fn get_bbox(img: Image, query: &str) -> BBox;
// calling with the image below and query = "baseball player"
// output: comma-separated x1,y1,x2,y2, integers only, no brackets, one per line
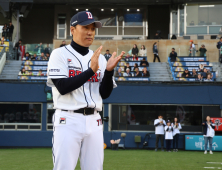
47,11,125,170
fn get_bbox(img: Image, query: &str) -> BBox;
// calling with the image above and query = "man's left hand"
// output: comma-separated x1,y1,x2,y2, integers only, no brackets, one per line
106,51,125,71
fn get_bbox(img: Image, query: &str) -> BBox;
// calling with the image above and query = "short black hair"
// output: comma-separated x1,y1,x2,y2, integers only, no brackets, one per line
46,52,50,55
172,48,175,50
106,50,109,51
19,39,22,42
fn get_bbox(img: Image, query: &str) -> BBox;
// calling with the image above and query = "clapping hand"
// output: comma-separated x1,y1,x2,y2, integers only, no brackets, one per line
106,51,125,71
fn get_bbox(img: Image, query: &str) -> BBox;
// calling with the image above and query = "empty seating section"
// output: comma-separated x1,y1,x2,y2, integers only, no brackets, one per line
169,56,216,81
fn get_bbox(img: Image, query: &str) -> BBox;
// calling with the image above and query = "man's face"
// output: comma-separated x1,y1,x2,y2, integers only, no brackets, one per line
34,54,37,57
220,38,222,42
41,53,44,57
46,54,50,57
106,51,109,54
172,49,175,52
193,69,196,73
40,43,42,46
118,68,121,73
204,69,207,73
71,23,95,47
126,64,129,67
185,70,188,73
26,53,29,56
126,69,130,73
198,74,201,79
19,41,22,44
135,68,139,72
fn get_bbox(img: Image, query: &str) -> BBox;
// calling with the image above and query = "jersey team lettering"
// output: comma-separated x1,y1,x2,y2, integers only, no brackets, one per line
69,69,101,82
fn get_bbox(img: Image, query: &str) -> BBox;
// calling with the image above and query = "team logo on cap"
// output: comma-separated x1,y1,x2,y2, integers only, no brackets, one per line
59,117,66,124
86,12,93,19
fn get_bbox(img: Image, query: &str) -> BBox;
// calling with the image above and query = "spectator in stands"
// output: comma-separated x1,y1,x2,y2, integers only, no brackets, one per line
201,68,208,78
132,54,138,61
31,54,37,60
37,70,44,76
37,42,44,53
44,44,52,54
60,40,66,47
196,73,203,81
190,21,195,26
104,50,112,61
2,23,8,38
153,42,160,62
14,39,22,60
140,57,149,66
115,68,123,77
37,52,45,60
169,48,177,62
189,40,196,56
154,32,160,39
7,22,14,41
42,52,48,60
134,67,142,77
133,63,138,71
182,69,191,78
199,44,207,56
202,116,215,154
125,53,130,60
199,64,204,72
25,52,31,60
204,74,213,82
46,52,50,60
191,69,198,78
0,36,5,41
18,68,27,75
142,67,150,77
123,68,132,77
139,45,147,56
154,115,166,151
216,37,222,49
124,63,131,72
28,71,33,76
0,40,5,46
132,44,138,56
171,35,177,39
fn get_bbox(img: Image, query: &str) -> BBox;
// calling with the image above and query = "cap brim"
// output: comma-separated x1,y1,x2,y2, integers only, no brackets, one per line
79,20,102,28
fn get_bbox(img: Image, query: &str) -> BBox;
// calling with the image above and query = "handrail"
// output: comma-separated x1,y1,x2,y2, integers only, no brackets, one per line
0,46,6,59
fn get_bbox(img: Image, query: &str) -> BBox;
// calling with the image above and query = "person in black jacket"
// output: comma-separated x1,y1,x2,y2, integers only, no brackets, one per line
14,39,22,60
7,22,14,41
134,67,141,77
124,63,131,72
132,44,138,56
182,69,191,78
169,48,177,62
202,116,215,154
142,67,150,77
216,37,222,50
140,57,149,66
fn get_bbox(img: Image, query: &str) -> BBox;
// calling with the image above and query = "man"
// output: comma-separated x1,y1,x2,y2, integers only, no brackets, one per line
123,68,132,77
124,62,131,72
154,115,166,151
191,69,197,78
25,52,31,60
104,50,112,61
37,52,45,60
60,40,66,47
37,42,44,53
142,67,150,77
169,48,177,62
140,57,149,66
201,68,208,78
217,37,222,63
44,44,52,54
115,68,123,77
14,39,22,60
31,53,37,60
199,44,207,57
134,67,142,77
182,69,191,78
47,11,125,170
154,33,160,39
7,22,14,41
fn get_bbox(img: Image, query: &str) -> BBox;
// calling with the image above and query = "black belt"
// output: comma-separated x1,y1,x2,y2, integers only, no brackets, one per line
61,108,95,115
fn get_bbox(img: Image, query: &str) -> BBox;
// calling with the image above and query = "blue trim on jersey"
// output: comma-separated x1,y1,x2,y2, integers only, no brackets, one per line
65,46,89,107
88,60,96,109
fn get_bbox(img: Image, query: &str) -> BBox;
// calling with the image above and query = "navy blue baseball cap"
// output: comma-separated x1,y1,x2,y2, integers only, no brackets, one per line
70,11,102,28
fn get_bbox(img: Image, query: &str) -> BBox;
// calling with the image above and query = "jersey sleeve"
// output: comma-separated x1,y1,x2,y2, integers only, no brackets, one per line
47,49,68,87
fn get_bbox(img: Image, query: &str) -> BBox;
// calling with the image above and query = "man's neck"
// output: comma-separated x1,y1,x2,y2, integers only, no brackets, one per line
71,39,89,56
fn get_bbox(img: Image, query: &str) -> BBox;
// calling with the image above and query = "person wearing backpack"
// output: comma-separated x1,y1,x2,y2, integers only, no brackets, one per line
202,116,215,154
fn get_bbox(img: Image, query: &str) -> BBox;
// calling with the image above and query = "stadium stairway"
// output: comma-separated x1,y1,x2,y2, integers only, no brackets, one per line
0,60,22,79
211,62,222,81
149,62,172,81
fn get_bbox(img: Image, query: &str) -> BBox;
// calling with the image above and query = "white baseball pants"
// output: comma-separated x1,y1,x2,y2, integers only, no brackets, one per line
52,109,104,170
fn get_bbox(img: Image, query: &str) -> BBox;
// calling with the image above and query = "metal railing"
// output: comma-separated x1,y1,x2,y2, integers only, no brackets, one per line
0,46,6,59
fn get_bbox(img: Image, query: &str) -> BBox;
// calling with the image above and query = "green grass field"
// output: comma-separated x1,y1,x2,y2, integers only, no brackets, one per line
0,148,221,170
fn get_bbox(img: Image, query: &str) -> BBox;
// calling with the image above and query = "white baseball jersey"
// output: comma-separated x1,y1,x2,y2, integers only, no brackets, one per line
47,45,116,111
165,126,173,140
154,119,166,135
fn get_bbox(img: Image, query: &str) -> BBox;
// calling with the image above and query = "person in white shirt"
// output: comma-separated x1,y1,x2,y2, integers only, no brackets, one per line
139,45,147,56
165,120,173,152
171,117,182,152
202,116,215,154
189,40,196,56
154,115,166,151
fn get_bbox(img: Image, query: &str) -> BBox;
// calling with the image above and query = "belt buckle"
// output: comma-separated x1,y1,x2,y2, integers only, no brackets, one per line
84,108,86,115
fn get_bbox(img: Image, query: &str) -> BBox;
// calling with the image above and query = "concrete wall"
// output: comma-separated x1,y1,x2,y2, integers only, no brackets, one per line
53,39,220,62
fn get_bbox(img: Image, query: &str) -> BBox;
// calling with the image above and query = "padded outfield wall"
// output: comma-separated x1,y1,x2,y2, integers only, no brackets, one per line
0,82,221,148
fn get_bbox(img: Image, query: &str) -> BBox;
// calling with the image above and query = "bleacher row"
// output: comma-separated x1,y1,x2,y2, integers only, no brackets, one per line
168,56,216,81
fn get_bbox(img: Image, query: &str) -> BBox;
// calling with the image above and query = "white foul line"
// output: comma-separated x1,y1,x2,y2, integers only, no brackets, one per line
204,167,222,169
207,162,222,165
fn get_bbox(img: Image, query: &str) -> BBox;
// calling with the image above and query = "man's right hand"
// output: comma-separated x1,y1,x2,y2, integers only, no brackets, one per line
90,46,103,73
